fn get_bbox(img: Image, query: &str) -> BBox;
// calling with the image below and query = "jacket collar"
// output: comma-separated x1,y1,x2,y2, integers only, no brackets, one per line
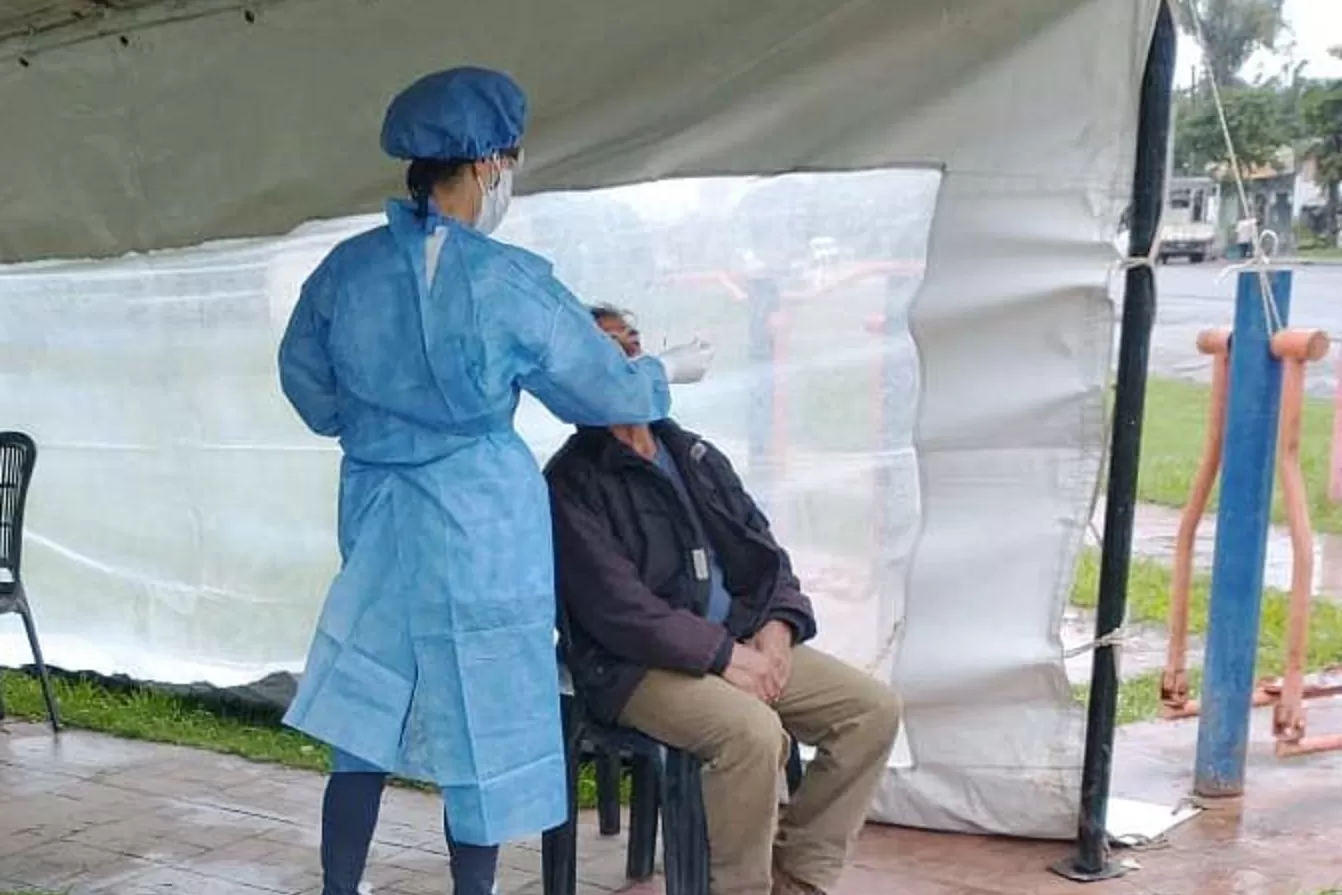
573,420,699,470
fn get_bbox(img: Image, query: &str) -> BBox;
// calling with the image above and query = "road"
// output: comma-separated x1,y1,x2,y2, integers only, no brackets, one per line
1144,262,1342,398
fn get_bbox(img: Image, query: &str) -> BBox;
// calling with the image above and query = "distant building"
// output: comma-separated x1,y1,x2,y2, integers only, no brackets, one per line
1208,147,1331,254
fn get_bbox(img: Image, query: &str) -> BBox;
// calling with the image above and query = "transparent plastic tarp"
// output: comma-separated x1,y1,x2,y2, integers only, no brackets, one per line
0,171,935,687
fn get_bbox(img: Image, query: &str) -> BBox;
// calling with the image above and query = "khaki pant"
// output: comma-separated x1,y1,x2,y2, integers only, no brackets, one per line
619,644,901,895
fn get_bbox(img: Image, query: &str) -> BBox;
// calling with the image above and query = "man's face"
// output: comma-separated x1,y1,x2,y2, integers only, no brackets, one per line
597,312,642,358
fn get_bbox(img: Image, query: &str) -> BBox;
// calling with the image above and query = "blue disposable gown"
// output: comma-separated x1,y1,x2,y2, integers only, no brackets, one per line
278,199,672,845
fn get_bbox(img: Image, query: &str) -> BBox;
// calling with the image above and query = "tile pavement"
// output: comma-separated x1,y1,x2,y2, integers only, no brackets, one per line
5,698,1342,894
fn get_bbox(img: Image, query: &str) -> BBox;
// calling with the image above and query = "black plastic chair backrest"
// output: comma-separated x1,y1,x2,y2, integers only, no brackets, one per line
0,431,37,583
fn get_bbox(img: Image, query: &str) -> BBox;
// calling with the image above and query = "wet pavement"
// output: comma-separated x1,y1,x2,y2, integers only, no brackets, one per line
0,719,630,894
1095,499,1342,601
5,696,1342,894
836,698,1342,895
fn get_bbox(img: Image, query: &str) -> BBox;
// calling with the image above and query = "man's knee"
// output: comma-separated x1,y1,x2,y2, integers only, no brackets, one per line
711,700,790,768
849,679,902,753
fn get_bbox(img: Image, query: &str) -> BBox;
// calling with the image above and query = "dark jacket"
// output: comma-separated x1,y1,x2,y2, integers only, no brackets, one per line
545,420,817,724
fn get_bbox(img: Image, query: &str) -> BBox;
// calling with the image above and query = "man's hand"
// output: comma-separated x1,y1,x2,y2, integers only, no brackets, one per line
750,620,795,699
723,643,780,703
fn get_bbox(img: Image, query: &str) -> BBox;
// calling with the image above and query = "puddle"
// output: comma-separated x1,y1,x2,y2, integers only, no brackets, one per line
1092,500,1342,600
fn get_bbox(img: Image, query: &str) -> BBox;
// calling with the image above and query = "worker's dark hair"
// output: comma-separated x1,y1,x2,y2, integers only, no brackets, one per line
406,158,473,218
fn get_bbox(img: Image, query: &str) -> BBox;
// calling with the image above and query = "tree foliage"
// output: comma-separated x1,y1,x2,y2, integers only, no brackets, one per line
1302,77,1342,242
1172,0,1288,87
1172,84,1294,175
1304,83,1342,182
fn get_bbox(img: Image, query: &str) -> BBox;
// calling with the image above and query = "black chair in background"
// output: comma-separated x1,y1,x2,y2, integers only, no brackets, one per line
0,431,61,732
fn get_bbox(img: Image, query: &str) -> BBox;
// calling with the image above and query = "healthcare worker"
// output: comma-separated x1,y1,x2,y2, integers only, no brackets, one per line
278,67,713,895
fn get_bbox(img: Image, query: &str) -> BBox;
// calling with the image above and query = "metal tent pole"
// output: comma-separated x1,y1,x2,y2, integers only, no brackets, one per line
1051,0,1176,881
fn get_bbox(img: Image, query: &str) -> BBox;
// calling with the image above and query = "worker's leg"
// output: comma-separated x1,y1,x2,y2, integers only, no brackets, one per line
443,812,501,895
773,646,901,893
620,669,792,895
322,748,389,895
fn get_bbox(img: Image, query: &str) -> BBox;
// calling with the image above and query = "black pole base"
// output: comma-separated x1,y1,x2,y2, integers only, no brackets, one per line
1048,856,1130,883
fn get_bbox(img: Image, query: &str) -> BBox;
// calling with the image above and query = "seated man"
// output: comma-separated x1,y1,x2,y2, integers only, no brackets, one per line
545,305,901,895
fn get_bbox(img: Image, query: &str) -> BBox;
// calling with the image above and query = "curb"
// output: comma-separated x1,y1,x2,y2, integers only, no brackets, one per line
1278,257,1342,267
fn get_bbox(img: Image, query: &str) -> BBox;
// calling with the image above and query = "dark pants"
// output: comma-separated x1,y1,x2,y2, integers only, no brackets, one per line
322,751,498,895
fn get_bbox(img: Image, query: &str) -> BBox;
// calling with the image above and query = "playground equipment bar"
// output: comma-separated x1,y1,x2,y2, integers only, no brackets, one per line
1268,328,1342,757
1160,325,1342,757
1160,328,1231,718
1052,1,1175,882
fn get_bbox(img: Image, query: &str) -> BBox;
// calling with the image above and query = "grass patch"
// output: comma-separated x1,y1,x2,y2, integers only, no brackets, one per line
1068,555,1197,725
3,675,324,769
1071,669,1175,727
1071,551,1342,677
1069,550,1342,724
1139,377,1342,535
1299,246,1342,262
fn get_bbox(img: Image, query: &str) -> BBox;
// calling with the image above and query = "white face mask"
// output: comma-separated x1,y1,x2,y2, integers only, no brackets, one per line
474,165,514,235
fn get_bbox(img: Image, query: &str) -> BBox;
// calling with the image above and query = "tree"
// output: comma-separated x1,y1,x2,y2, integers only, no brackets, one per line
1173,0,1288,87
1302,77,1342,245
1172,83,1293,176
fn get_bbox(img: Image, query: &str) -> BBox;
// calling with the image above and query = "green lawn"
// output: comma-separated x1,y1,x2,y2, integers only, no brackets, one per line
1139,377,1342,534
1,676,324,769
1069,551,1342,716
1299,246,1342,262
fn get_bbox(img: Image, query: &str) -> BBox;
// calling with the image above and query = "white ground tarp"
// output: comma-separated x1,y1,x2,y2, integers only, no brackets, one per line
0,0,1162,838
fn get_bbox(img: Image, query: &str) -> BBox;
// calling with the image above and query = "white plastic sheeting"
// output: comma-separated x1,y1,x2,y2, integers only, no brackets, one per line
0,0,1161,839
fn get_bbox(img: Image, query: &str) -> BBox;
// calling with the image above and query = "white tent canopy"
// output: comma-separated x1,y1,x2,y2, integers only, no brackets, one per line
0,0,1162,839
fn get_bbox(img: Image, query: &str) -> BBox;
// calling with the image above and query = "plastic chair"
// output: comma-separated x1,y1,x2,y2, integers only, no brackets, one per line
592,724,804,876
0,432,61,732
541,691,802,895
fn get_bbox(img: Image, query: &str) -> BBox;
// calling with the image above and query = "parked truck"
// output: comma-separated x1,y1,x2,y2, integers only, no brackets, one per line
1114,174,1221,263
1157,176,1219,263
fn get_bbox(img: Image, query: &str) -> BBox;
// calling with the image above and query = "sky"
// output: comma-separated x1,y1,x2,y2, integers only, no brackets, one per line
1175,0,1342,86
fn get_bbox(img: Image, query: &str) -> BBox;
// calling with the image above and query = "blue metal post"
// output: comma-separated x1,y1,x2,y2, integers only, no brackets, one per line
1194,268,1293,797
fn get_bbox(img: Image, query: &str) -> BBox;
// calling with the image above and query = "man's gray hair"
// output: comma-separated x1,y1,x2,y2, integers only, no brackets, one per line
589,303,635,325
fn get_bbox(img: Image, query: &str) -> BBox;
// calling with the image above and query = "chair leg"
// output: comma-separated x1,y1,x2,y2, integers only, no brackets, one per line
17,589,59,733
625,751,660,880
596,749,622,836
661,749,709,895
542,694,581,895
785,737,803,797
